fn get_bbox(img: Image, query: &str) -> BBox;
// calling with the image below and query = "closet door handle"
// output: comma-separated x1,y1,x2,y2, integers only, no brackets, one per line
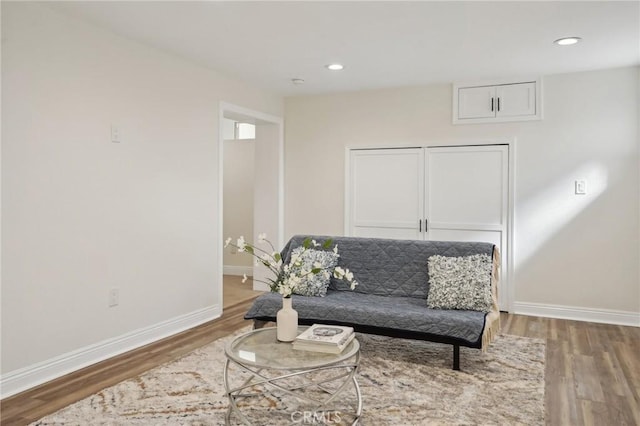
491,98,494,112
419,219,422,232
497,97,500,112
425,219,428,232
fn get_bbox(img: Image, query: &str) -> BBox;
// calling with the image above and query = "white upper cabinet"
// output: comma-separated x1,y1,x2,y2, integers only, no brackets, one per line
453,79,542,124
458,86,496,119
496,82,536,118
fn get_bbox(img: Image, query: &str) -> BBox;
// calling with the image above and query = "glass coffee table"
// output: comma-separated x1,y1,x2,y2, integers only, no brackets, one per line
223,326,362,425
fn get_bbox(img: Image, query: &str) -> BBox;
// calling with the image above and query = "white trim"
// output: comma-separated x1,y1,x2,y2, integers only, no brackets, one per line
218,106,226,319
507,139,517,313
345,137,515,152
219,102,282,127
223,265,253,276
513,302,640,327
344,146,351,236
0,305,222,399
453,75,542,89
277,117,285,249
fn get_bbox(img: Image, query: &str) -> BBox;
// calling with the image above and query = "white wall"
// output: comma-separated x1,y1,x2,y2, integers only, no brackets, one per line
1,1,282,389
284,66,639,319
223,140,255,270
253,123,283,291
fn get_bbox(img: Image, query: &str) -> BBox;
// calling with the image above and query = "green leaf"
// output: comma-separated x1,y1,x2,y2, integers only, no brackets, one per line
274,252,281,262
322,239,333,249
244,245,254,254
302,237,312,249
311,268,321,274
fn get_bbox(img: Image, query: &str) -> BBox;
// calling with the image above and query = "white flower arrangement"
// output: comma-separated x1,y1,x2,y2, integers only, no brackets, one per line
224,235,358,298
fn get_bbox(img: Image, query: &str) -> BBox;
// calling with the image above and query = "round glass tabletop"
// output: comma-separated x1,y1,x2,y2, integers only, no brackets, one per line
225,326,359,370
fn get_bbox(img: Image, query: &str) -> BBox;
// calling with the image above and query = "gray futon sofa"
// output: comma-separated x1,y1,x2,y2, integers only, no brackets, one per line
244,235,501,370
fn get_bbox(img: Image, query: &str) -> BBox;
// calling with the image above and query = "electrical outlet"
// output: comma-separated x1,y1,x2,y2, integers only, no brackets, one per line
109,288,119,307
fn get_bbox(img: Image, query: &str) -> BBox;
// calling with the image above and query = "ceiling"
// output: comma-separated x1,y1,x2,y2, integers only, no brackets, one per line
50,1,640,97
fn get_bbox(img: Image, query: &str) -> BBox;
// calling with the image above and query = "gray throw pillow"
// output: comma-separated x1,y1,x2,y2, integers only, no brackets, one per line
290,247,339,297
427,254,493,312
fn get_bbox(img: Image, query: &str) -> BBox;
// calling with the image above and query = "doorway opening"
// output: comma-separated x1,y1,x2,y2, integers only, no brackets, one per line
219,103,283,310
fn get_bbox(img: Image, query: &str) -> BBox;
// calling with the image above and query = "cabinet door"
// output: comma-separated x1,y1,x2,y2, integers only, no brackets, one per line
496,82,536,118
348,149,424,240
457,86,496,119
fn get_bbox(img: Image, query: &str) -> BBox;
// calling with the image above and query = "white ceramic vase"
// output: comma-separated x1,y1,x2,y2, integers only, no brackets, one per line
277,296,298,342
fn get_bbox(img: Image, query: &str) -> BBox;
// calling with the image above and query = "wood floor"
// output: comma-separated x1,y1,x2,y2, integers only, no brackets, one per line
2,284,639,425
222,274,264,305
501,313,640,425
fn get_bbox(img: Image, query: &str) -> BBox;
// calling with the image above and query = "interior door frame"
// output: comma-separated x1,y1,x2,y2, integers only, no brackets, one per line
218,102,284,302
344,139,516,312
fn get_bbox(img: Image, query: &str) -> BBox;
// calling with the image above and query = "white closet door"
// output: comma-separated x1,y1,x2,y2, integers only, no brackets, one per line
348,148,424,239
425,145,509,308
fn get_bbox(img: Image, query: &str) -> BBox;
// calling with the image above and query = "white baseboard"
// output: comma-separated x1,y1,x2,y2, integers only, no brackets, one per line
223,265,253,276
513,302,640,327
0,304,222,399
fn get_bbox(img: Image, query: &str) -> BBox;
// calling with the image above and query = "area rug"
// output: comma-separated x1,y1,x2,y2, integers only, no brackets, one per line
32,328,545,425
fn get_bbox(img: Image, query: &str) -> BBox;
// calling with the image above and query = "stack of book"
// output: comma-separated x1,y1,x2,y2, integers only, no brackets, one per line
292,324,355,354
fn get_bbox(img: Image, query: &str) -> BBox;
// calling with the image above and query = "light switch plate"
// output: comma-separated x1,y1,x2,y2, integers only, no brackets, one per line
111,125,121,143
575,180,587,195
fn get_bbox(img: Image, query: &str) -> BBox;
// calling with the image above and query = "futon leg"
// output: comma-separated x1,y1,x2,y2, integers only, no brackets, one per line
453,345,460,371
253,319,268,330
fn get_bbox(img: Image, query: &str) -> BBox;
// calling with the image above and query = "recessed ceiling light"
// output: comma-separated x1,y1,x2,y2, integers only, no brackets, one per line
326,63,344,71
554,37,582,46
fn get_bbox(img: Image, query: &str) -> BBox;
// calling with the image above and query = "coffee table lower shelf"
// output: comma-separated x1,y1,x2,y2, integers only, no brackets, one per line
223,327,362,425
